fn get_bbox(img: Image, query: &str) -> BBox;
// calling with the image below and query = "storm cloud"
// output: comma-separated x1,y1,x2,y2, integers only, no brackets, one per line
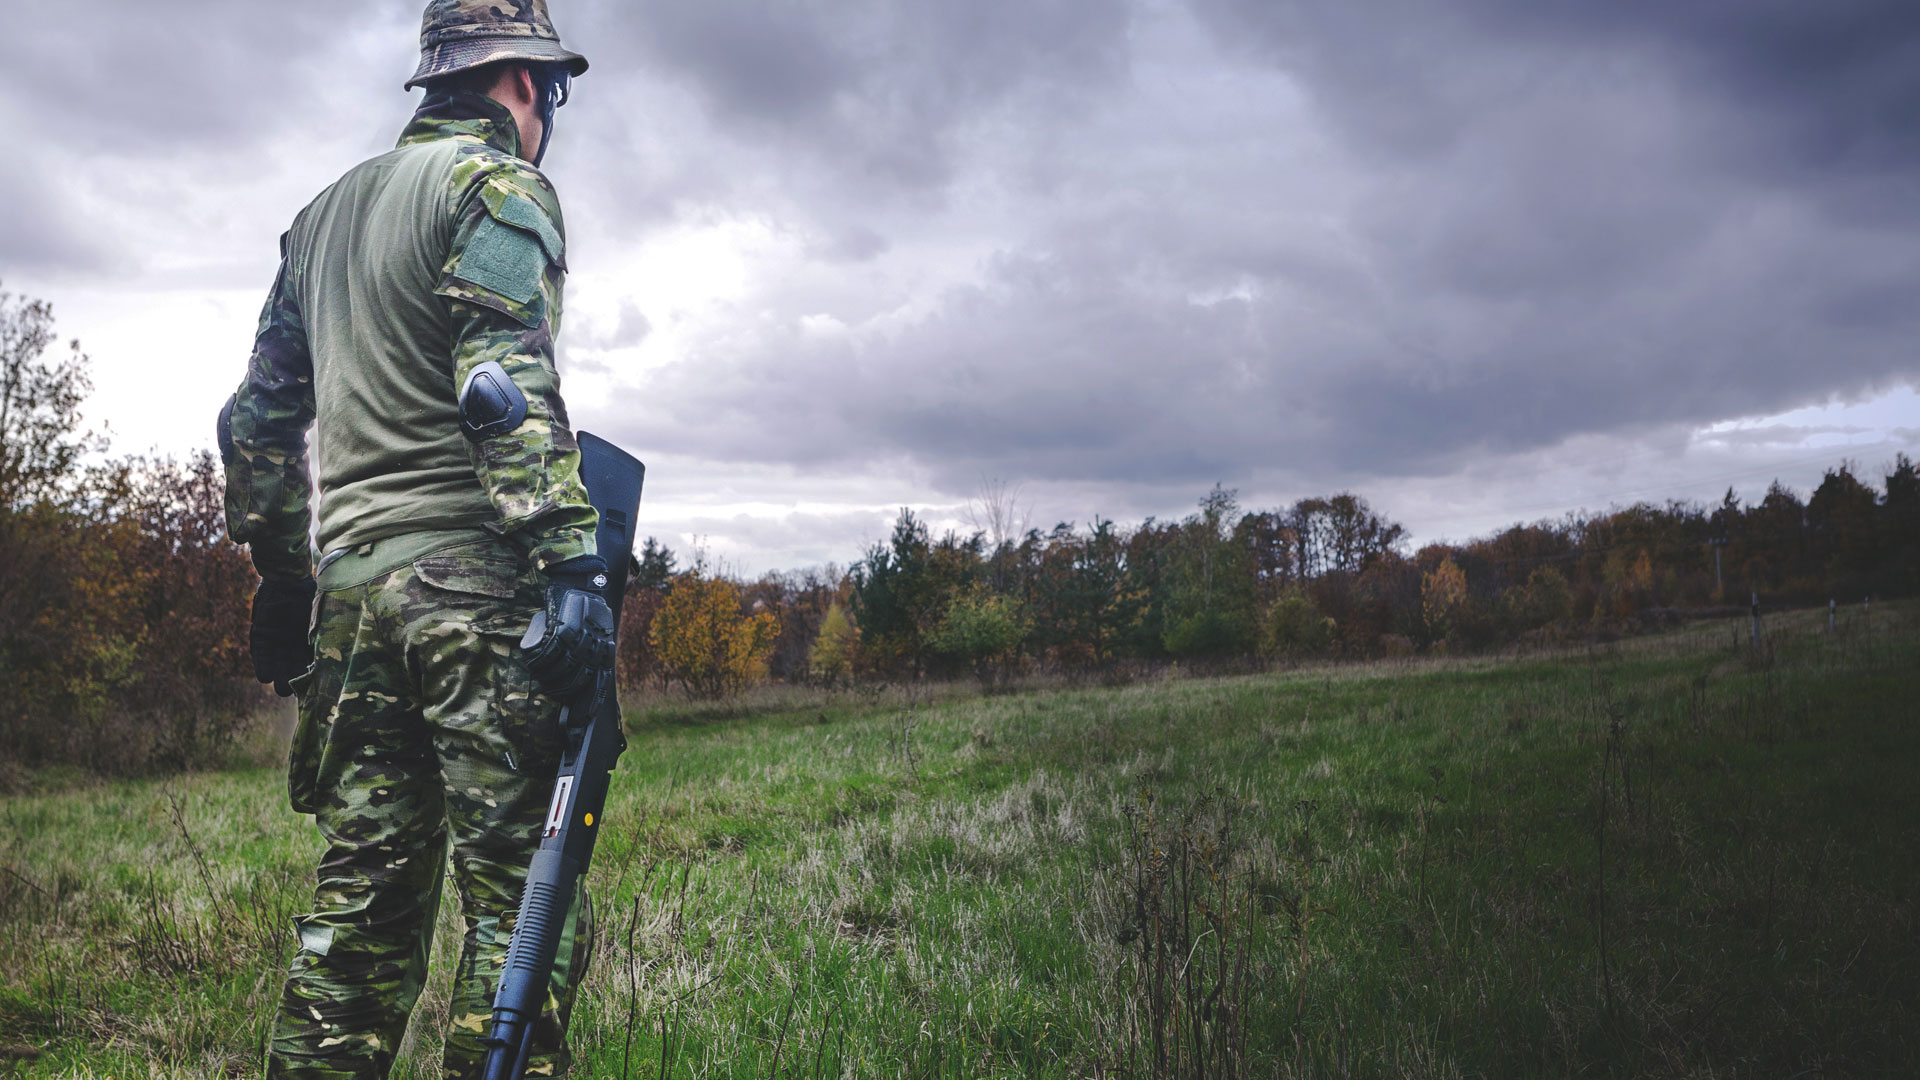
575,0,1920,486
5,1,1917,569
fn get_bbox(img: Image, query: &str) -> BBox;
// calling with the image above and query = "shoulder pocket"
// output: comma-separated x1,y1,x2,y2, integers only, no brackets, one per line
439,177,565,328
486,180,565,268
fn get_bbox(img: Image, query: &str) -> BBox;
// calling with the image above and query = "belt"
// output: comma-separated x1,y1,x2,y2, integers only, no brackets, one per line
316,527,498,592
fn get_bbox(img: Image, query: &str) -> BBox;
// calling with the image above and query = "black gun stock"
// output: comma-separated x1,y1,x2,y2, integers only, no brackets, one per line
482,431,645,1080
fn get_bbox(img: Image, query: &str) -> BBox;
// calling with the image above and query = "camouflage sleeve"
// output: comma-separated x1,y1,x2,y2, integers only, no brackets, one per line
437,162,596,570
222,251,315,581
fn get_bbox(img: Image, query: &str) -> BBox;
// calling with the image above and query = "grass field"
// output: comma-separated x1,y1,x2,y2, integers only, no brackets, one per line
2,604,1916,1078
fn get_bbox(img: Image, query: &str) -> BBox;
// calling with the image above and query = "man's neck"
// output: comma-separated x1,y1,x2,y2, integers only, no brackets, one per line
396,91,523,159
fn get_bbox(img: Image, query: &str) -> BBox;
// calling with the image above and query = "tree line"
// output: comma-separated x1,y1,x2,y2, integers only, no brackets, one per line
622,460,1916,697
3,284,1916,769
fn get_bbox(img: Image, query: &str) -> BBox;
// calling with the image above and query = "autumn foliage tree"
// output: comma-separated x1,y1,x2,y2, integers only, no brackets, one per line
614,537,677,692
1,286,256,774
808,603,858,685
649,567,779,699
1420,555,1468,648
747,565,848,682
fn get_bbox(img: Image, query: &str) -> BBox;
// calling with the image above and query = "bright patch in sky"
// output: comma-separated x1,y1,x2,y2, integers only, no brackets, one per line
8,1,1920,575
1696,387,1920,451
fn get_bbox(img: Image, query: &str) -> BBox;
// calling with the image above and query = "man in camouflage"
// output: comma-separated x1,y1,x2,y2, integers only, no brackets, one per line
218,3,608,1076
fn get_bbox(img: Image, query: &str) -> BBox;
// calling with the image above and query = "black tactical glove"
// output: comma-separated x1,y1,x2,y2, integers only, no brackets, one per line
251,576,317,697
521,554,616,705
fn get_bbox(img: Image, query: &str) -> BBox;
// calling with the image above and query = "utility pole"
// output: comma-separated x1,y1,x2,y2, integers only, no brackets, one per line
1709,536,1726,599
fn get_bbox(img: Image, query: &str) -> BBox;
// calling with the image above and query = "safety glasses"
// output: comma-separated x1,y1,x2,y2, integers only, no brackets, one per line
532,63,572,166
536,65,571,114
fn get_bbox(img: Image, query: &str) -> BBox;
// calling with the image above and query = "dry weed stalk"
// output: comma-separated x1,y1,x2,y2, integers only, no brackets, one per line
1115,789,1274,1079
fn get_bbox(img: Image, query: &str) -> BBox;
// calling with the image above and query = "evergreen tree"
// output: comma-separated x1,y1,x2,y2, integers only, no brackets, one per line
633,537,678,592
850,509,935,673
1885,455,1920,589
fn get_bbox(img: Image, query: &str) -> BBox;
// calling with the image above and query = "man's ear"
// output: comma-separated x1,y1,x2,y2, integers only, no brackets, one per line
485,63,537,109
508,64,538,110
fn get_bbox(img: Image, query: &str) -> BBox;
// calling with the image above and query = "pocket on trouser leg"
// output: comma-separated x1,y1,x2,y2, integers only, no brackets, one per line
286,665,326,815
401,548,557,776
412,545,525,606
289,589,355,815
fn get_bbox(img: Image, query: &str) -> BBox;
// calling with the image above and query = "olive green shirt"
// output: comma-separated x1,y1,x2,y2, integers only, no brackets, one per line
222,92,596,579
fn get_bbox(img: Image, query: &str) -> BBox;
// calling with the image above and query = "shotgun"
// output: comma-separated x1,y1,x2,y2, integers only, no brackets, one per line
482,430,645,1080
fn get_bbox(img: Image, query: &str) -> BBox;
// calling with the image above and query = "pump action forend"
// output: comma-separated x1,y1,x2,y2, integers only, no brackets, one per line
482,431,645,1080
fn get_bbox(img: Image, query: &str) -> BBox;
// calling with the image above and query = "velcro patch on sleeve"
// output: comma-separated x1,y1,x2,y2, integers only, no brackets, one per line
453,216,547,306
490,185,566,267
439,173,566,327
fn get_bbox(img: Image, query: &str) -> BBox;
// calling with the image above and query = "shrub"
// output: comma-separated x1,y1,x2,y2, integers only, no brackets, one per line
649,569,779,699
1262,589,1334,660
0,454,258,772
925,585,1026,687
2,287,258,773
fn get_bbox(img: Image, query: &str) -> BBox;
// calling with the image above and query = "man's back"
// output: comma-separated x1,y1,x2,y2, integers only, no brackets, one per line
225,91,592,581
292,136,493,555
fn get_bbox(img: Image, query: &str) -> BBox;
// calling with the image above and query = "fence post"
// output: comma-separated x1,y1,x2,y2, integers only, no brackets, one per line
1829,598,1836,635
1749,592,1761,649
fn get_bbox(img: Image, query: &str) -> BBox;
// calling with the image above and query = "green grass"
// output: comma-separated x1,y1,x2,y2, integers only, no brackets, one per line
2,605,1916,1078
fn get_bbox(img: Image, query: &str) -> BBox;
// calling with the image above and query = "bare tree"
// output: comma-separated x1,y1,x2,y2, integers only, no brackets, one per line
967,477,1031,591
0,284,102,510
967,477,1031,549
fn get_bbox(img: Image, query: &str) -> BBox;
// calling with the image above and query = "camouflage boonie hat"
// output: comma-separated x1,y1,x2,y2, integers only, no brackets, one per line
404,0,589,90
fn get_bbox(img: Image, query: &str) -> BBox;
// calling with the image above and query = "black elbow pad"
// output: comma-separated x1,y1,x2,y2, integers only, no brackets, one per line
216,394,237,466
459,360,529,441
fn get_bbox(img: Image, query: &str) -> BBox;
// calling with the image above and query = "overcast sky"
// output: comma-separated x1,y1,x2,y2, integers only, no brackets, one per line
5,1,1918,574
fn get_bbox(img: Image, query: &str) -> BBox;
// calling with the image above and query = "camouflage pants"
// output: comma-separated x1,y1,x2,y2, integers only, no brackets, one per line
270,534,593,1080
